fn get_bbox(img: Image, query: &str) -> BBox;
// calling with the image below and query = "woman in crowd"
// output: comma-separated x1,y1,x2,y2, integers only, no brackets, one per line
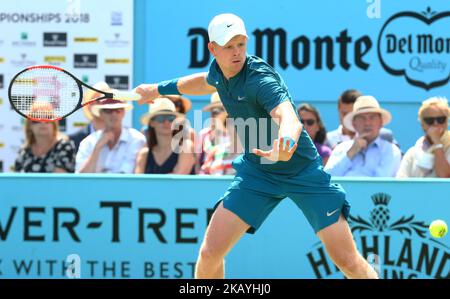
197,92,241,175
15,102,76,173
135,98,195,174
165,95,197,145
298,103,332,165
397,96,450,178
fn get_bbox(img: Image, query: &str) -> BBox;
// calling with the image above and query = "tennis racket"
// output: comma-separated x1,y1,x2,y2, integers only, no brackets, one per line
8,65,141,122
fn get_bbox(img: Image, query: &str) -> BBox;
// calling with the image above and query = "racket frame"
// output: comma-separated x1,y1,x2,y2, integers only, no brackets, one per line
8,65,115,122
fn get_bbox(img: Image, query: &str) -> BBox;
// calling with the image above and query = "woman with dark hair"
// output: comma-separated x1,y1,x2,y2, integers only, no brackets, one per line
298,103,332,165
134,98,195,174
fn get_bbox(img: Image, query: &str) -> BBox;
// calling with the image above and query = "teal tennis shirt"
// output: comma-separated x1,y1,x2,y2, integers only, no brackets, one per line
206,55,319,176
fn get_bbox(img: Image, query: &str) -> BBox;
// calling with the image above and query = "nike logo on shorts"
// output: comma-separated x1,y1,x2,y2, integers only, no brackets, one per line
237,96,245,101
326,208,340,217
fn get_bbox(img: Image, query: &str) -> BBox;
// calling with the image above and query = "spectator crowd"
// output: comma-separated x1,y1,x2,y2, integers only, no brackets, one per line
14,82,450,179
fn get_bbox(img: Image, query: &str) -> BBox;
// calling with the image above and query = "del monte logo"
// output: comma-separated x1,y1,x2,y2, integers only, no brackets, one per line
306,193,449,279
188,7,449,91
378,7,450,90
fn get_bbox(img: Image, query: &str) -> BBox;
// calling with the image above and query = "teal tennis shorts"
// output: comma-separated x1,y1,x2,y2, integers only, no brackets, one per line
215,158,350,234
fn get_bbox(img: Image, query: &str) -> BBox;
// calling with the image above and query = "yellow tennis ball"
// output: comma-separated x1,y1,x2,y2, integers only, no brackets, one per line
429,220,448,238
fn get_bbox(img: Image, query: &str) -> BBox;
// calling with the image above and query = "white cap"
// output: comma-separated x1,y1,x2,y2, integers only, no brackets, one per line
208,13,248,46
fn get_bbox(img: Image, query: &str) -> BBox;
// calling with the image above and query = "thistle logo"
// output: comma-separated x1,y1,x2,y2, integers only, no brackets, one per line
105,33,130,48
11,53,37,67
43,32,67,47
74,54,97,68
378,7,450,90
306,193,449,279
105,75,129,90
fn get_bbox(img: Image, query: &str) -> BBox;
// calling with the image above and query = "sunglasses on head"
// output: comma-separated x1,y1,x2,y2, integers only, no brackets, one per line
300,118,316,126
423,116,447,125
152,114,177,123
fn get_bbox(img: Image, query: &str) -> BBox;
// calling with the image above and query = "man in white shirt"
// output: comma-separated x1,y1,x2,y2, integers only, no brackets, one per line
76,98,146,173
325,96,402,177
326,89,397,149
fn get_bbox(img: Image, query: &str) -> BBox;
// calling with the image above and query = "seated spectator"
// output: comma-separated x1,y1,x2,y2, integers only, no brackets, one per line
397,96,450,178
297,103,332,165
135,98,195,174
165,95,196,151
76,98,145,173
69,82,107,153
15,102,75,173
325,95,402,177
196,92,241,175
326,89,398,149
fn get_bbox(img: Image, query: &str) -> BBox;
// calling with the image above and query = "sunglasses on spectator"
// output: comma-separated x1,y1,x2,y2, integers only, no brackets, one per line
152,114,177,123
300,119,316,126
423,116,447,125
211,107,225,115
101,108,124,114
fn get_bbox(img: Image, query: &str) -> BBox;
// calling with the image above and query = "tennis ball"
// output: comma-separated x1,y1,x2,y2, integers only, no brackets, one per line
429,220,448,238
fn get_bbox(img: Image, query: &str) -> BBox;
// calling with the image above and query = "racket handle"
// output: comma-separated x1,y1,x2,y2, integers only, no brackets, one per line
113,92,142,101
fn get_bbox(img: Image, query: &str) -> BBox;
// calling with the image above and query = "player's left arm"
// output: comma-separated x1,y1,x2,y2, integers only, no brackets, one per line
270,101,302,147
253,101,302,161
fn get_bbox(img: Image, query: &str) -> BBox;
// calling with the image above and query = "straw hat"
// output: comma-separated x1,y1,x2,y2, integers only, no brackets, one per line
91,97,133,117
82,82,111,121
202,92,224,112
140,98,184,125
343,95,392,132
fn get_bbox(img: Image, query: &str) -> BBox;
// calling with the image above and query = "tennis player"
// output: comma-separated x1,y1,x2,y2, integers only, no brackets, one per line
135,13,378,279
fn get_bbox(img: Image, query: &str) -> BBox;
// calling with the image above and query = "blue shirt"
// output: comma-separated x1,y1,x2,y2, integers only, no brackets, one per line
324,136,402,177
207,55,319,176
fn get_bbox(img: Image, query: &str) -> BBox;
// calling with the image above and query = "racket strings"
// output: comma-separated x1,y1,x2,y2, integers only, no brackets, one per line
10,68,80,120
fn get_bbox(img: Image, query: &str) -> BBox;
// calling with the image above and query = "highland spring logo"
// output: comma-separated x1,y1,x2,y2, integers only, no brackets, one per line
306,193,449,279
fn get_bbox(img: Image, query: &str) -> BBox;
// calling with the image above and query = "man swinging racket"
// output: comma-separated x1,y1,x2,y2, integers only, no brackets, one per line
135,13,378,279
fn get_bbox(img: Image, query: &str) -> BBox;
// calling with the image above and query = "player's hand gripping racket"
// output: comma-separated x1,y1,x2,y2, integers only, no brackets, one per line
8,65,141,122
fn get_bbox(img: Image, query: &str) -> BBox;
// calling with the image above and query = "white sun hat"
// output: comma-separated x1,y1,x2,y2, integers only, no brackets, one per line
343,95,392,132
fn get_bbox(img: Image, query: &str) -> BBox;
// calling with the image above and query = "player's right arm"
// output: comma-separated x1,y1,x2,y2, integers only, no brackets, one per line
135,72,216,104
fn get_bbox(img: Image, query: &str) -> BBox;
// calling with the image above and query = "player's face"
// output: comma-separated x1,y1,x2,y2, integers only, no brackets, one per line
209,35,247,78
352,112,383,141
